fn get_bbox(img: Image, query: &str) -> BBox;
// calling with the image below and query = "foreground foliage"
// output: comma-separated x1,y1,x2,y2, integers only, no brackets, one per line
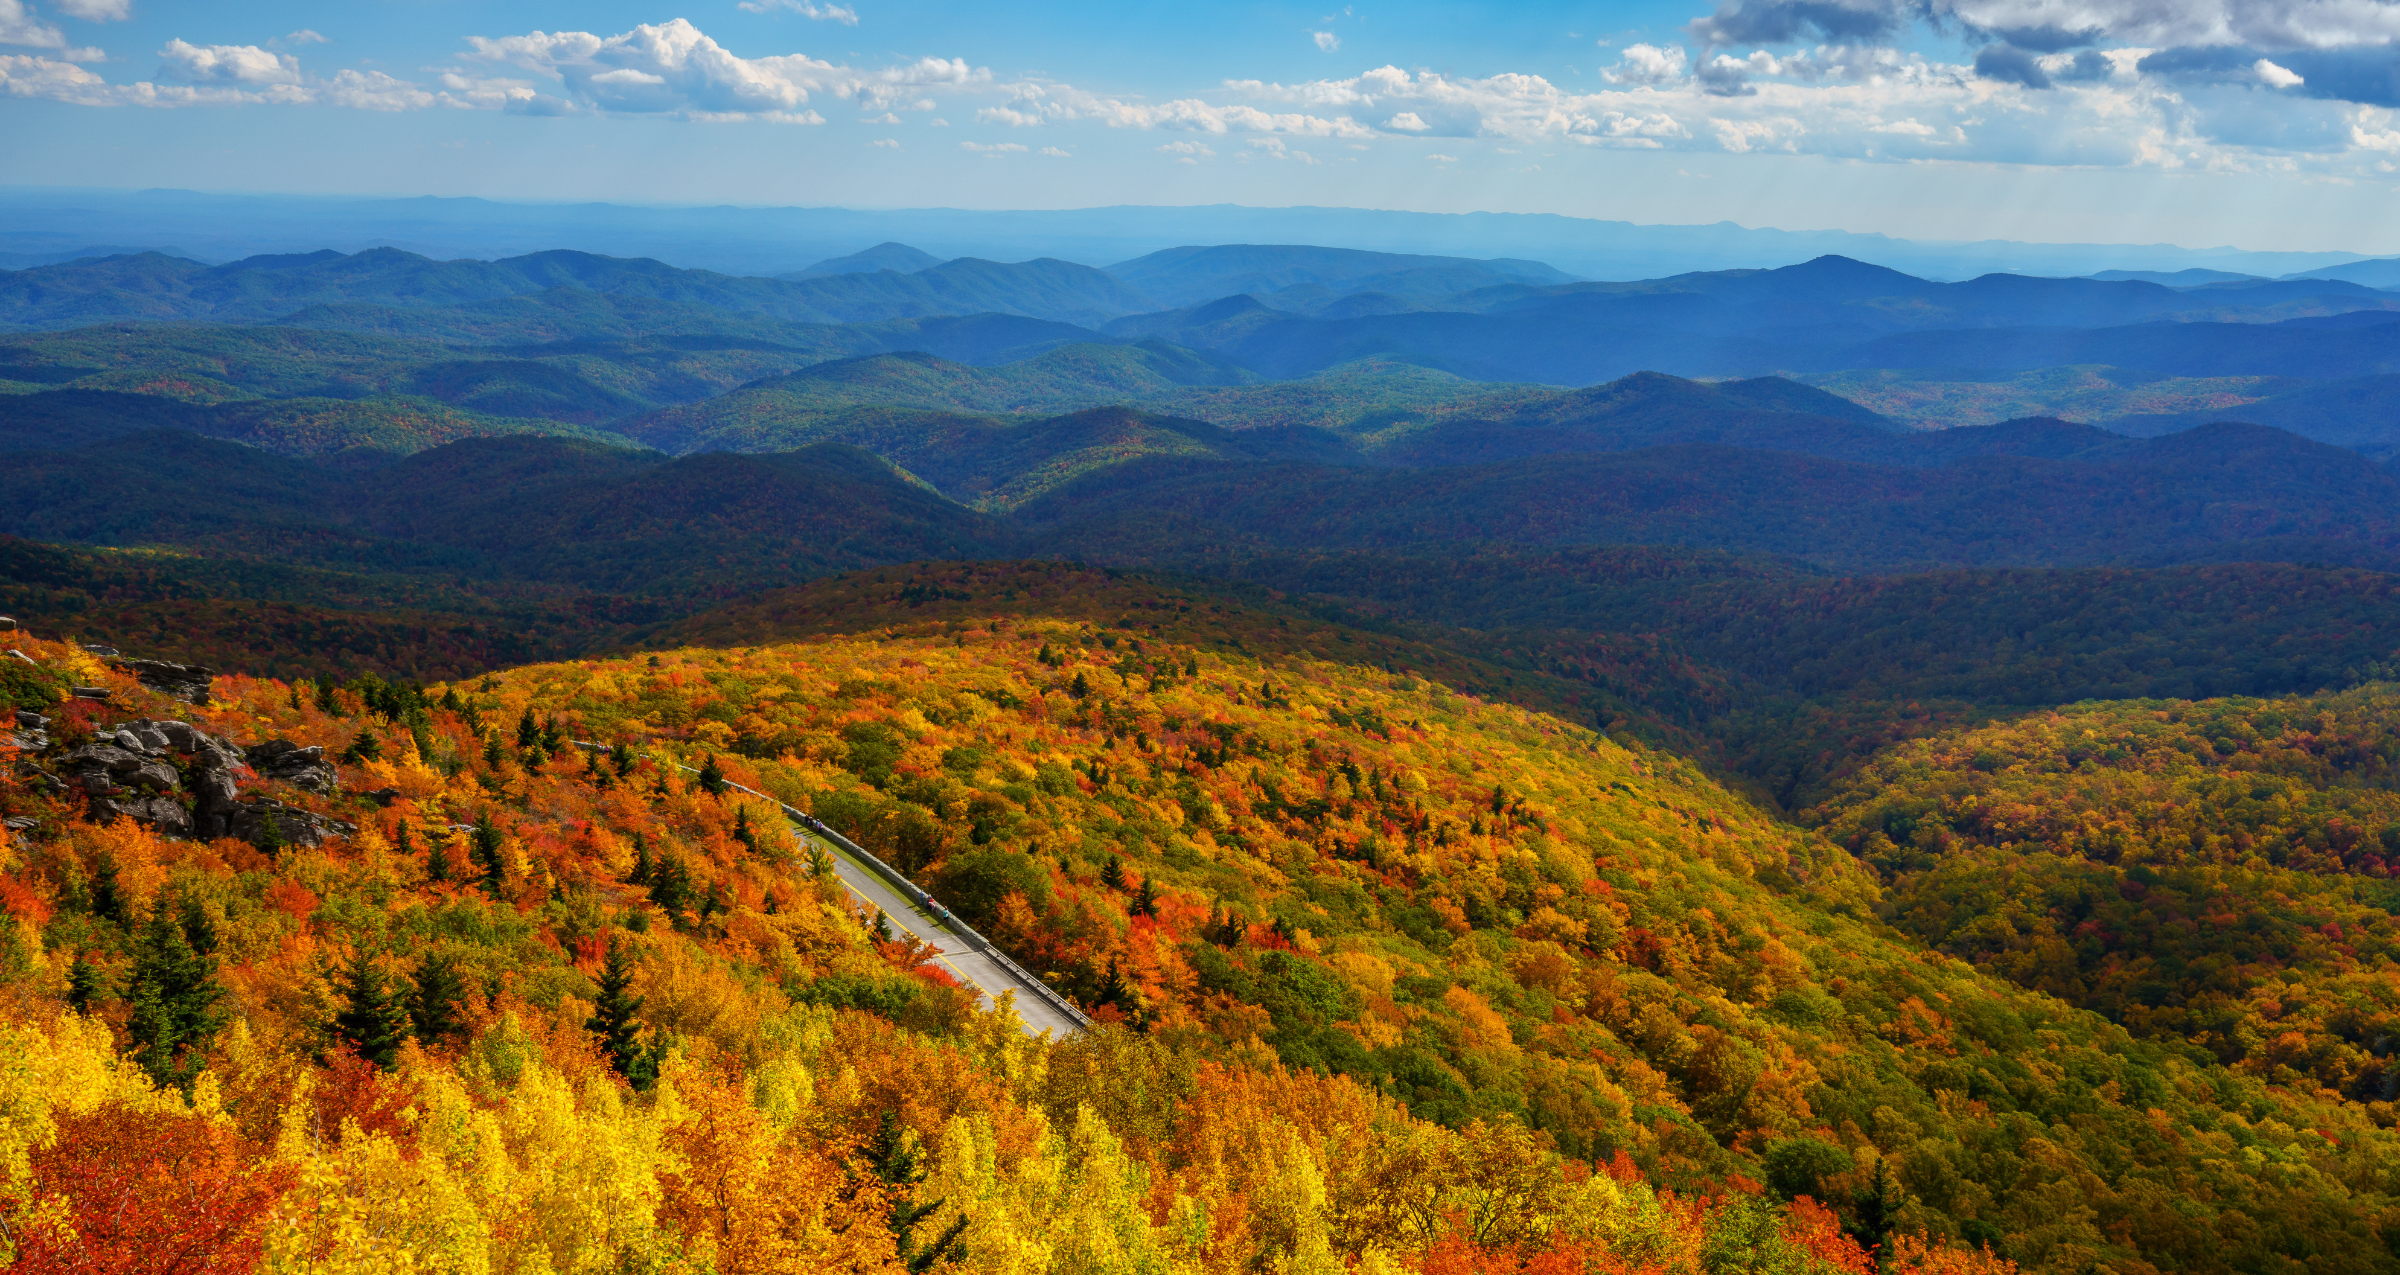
0,625,2008,1275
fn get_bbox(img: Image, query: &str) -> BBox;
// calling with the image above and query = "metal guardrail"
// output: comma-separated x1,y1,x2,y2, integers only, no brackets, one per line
572,741,1093,1031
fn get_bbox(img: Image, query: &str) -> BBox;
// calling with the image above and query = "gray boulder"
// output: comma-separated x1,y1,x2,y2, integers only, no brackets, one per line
247,738,337,794
113,658,214,705
60,742,179,793
226,800,354,850
91,792,193,838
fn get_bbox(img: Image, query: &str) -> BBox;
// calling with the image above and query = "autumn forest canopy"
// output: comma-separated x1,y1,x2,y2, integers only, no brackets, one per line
9,234,2400,1275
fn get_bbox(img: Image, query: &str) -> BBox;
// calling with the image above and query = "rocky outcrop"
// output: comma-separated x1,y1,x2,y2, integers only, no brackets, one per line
15,703,360,850
112,658,214,705
224,800,354,849
246,739,337,794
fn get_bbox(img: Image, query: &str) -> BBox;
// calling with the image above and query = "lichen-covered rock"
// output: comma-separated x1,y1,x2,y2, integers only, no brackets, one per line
246,738,337,794
113,658,214,705
60,743,179,793
91,792,193,838
226,800,353,850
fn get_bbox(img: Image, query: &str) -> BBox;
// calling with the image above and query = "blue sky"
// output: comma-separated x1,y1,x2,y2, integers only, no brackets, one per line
5,0,2400,252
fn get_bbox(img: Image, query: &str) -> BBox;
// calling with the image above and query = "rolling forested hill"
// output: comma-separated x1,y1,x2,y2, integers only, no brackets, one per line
10,594,2400,1272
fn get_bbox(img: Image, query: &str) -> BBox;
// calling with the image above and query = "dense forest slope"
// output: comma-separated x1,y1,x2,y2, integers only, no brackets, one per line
8,607,2400,1271
1025,423,2400,571
1811,686,2400,1110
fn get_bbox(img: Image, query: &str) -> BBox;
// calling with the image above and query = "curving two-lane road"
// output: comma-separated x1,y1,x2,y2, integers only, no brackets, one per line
575,742,1088,1038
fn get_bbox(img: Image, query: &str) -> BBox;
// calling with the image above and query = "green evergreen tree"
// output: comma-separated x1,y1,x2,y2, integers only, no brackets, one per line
89,854,126,926
66,952,105,1013
1131,875,1157,918
516,706,541,749
649,855,695,926
732,805,757,853
469,812,506,893
697,753,728,797
340,728,382,766
627,832,653,886
482,731,506,772
126,894,228,1091
330,945,411,1070
1101,855,1127,891
586,938,656,1088
868,1109,971,1273
425,829,452,883
410,953,467,1046
316,677,341,716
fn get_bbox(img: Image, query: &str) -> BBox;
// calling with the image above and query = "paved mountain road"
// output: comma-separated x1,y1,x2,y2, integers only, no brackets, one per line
575,742,1088,1039
804,831,1087,1038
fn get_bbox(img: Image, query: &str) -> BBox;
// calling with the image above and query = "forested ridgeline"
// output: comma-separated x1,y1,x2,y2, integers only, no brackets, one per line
1810,686,2400,1110
21,542,2400,812
8,616,2400,1272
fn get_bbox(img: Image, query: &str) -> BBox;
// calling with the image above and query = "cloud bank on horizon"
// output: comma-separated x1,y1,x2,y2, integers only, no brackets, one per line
1,0,2397,239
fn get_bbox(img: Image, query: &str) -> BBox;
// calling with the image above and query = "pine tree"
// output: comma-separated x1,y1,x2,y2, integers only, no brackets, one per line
697,753,728,797
732,805,757,853
649,854,694,925
1101,855,1127,891
610,741,635,776
516,706,540,750
89,854,127,926
410,953,467,1046
627,832,653,886
66,952,105,1013
586,938,655,1088
330,945,411,1070
126,895,228,1092
470,812,506,893
316,678,341,716
482,731,506,772
868,1110,971,1272
1070,671,1091,699
425,829,452,883
340,728,382,766
1131,875,1157,918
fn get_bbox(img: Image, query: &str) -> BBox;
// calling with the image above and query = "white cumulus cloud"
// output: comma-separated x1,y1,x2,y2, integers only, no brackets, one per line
736,0,859,25
1604,43,1690,85
157,39,302,86
0,0,99,58
467,19,979,118
52,0,129,20
2255,58,2304,88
